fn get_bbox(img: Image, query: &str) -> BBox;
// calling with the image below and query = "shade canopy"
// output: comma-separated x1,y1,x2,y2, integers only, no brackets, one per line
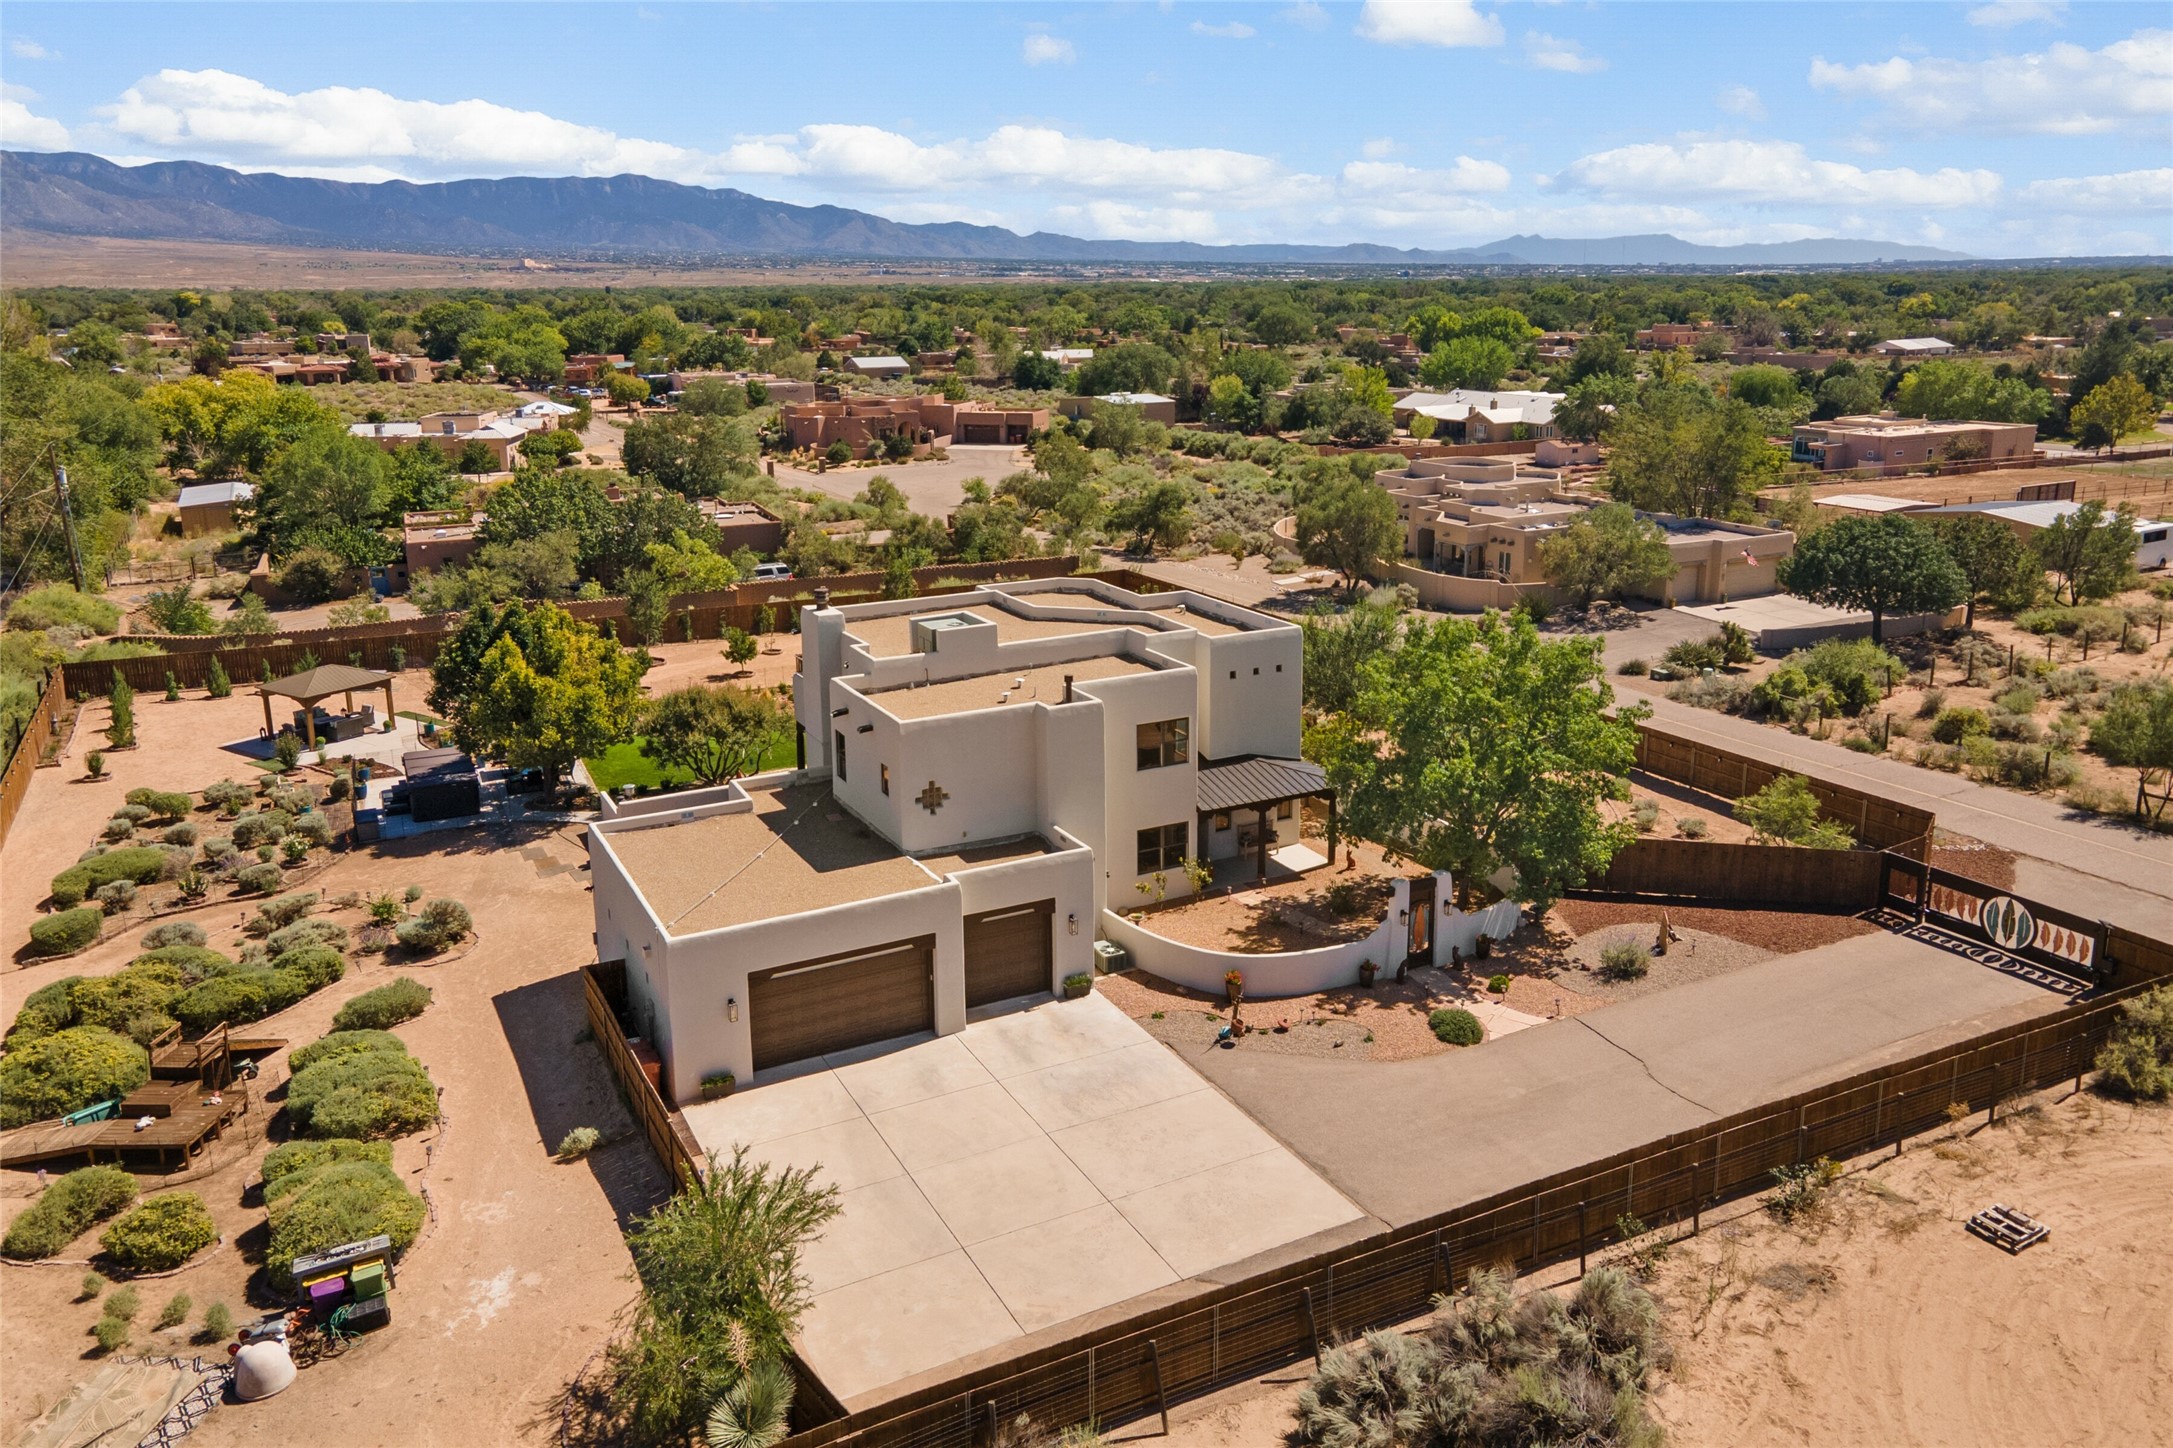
257,664,392,703
1196,755,1331,814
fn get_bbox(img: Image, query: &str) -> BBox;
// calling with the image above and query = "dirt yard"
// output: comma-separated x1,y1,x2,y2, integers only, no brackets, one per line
1132,1087,2172,1448
1,685,669,1447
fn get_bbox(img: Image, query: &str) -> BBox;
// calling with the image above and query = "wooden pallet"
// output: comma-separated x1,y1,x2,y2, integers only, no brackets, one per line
1966,1203,2049,1254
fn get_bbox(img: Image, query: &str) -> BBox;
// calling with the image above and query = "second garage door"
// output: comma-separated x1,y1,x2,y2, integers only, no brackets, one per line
964,900,1055,1008
749,937,934,1073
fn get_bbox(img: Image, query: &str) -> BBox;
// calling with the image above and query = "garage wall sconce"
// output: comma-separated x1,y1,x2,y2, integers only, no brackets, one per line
1066,912,1077,935
726,997,739,1023
830,707,850,718
857,723,874,733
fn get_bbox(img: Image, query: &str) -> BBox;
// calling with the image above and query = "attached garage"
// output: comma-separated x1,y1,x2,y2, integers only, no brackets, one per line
749,936,935,1073
964,900,1055,1008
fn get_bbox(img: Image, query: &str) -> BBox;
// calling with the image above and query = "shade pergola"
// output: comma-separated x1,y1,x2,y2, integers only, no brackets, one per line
257,664,395,748
1196,755,1337,886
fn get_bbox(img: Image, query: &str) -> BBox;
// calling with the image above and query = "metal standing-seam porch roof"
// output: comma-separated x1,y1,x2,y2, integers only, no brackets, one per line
1196,756,1331,814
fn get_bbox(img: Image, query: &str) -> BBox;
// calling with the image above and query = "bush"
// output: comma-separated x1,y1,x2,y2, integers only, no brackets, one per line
288,1029,404,1073
94,879,138,913
289,812,333,848
125,788,193,820
557,1126,602,1160
92,1315,132,1354
230,810,291,849
7,583,121,634
49,847,169,907
7,976,85,1046
100,1193,218,1271
1600,940,1652,980
247,891,319,936
286,1032,438,1139
200,778,251,811
80,1271,106,1301
140,921,207,951
2,1165,139,1259
334,979,434,1032
1632,799,1660,833
0,1027,149,1129
167,974,274,1035
262,1137,394,1190
1616,657,1648,676
161,822,198,847
2094,984,2172,1101
28,907,103,956
1733,774,1854,849
1428,1008,1483,1046
198,1302,235,1343
233,863,283,895
1931,706,1991,744
1677,816,1708,838
1663,637,1725,673
265,1159,425,1291
157,1292,193,1330
396,897,472,954
102,815,138,842
265,918,347,955
1486,973,1511,994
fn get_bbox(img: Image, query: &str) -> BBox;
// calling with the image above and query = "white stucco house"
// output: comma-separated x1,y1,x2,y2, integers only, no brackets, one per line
587,577,1329,1102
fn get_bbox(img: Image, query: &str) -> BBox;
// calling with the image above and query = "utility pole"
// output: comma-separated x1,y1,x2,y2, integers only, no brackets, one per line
53,461,87,593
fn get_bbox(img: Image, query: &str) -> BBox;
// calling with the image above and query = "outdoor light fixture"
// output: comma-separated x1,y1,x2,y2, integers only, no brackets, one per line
1398,909,1409,925
727,997,739,1023
831,707,849,717
1067,912,1078,935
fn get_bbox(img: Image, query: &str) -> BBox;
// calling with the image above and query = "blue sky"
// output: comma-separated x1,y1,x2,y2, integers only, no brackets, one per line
3,1,2168,256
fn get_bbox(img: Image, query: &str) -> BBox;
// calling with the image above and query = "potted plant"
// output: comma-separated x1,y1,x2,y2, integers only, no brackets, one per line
1062,972,1093,1000
1357,959,1379,988
699,1070,736,1101
1224,968,1244,1007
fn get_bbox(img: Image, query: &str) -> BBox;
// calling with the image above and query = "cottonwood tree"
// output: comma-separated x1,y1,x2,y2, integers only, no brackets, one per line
2091,680,2173,819
1314,611,1644,909
2068,375,2158,452
1929,513,2040,628
1537,503,1676,608
1778,513,1966,643
430,602,646,780
1295,473,1399,596
1299,594,1405,715
1603,391,1780,520
640,685,791,787
2034,500,2138,604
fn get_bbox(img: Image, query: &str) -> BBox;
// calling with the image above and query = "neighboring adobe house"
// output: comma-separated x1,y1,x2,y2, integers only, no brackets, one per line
842,354,911,380
1635,321,1730,350
698,499,788,554
1391,388,1565,443
175,479,252,538
349,412,536,468
1377,458,1794,607
1791,413,2038,471
1057,392,1179,425
390,509,487,592
1916,499,2173,571
586,577,1315,1101
780,396,1048,455
1873,336,1959,356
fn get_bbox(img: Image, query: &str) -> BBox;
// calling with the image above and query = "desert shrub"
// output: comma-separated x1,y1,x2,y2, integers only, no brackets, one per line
139,921,207,951
2,1165,138,1259
1994,682,2042,715
262,1137,394,1190
160,822,199,847
8,582,121,634
1428,1008,1483,1046
1733,774,1854,849
100,1193,217,1271
264,1159,425,1291
166,962,327,1035
229,810,291,849
333,979,434,1032
265,918,348,955
200,778,251,811
280,836,309,864
1769,637,1899,716
1666,673,1750,714
92,1315,132,1354
1915,686,1947,719
1632,799,1660,833
198,1302,234,1343
1767,1158,1843,1223
7,976,86,1045
246,891,319,936
1486,973,1511,994
233,863,283,894
1663,637,1725,673
1616,657,1648,676
0,1027,150,1128
65,962,187,1037
117,805,154,825
2094,984,2172,1101
1600,940,1652,979
93,879,139,913
288,812,333,848
125,789,193,820
49,846,169,907
1930,706,1991,744
156,1292,192,1329
286,1032,437,1139
557,1126,602,1160
396,897,472,954
101,816,137,842
288,1029,403,1073
28,907,103,956
80,1271,106,1300
1677,816,1708,838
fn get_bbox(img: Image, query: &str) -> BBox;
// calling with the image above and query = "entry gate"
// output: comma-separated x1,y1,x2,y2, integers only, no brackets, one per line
1879,853,2108,984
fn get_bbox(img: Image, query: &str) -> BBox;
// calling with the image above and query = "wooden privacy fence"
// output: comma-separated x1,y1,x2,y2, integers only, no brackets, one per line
1587,838,1883,910
62,556,1113,695
0,666,68,849
580,961,701,1191
781,970,2154,1448
1634,722,1934,858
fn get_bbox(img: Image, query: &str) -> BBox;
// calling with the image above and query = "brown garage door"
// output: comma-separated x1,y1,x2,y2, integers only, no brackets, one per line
749,937,934,1072
964,900,1054,1008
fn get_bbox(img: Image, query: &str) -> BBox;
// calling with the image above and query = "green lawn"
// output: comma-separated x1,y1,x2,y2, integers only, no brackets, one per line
583,735,797,793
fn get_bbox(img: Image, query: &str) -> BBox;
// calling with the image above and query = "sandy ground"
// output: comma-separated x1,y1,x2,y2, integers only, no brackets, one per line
1130,840,1406,952
1133,1087,2173,1448
2,683,669,1448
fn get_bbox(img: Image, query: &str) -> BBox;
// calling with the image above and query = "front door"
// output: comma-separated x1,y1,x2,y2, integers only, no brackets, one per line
1407,900,1433,961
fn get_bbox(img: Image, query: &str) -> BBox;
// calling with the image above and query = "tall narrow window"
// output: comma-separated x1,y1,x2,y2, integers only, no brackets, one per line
880,763,890,795
1135,718,1190,770
834,731,847,782
1136,822,1188,874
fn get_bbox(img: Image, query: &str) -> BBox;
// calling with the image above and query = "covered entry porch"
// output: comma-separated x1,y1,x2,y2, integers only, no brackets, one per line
1195,755,1338,889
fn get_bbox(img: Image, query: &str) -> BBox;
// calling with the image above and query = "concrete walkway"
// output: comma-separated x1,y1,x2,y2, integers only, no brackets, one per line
1176,927,2073,1227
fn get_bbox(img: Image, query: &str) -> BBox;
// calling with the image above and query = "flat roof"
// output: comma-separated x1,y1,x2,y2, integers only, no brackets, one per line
1816,493,1933,513
844,604,1107,657
866,654,1160,720
606,784,936,936
915,835,1059,875
1679,595,1874,630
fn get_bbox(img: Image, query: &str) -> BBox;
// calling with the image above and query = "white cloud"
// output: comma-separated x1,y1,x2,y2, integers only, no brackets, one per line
1280,2,1329,29
1343,155,1513,196
9,37,51,59
1716,84,1765,119
1,88,70,150
1810,28,2173,135
1357,0,1503,49
1549,139,2002,208
1022,33,1076,65
1048,200,1224,242
1361,137,1396,159
1968,0,2065,27
1524,31,1604,73
1191,19,1256,39
2019,167,2173,210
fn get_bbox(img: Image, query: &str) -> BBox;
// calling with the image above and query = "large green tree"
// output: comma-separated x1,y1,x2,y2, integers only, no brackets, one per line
2034,499,2138,603
640,685,793,787
1299,595,1404,715
430,602,647,779
1295,472,1400,595
251,424,396,566
1778,514,1967,643
2091,680,2173,819
1603,391,1781,521
622,413,758,497
1928,513,2040,627
1893,359,2054,425
1314,611,1643,909
1418,336,1514,391
1537,503,1677,608
2068,375,2158,451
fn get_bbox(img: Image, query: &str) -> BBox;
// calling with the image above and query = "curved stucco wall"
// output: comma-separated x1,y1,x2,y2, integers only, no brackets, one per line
1099,875,1412,998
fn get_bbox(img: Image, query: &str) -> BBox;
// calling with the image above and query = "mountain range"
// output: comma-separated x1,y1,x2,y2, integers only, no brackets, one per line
0,150,1976,267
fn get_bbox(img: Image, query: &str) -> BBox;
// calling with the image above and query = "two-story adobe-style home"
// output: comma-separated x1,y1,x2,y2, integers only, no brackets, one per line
586,577,1326,1103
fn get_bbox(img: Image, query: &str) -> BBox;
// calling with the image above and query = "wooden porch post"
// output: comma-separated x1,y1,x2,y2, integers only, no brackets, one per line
259,690,273,738
1257,805,1270,887
303,702,318,749
383,680,395,731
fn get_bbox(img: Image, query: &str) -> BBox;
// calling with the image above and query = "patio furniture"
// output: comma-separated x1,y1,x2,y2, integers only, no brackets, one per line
258,664,397,750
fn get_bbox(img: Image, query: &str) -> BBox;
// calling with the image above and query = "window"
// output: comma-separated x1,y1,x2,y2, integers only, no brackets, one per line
1276,800,1294,820
1137,823,1188,874
834,731,847,782
880,763,890,795
1135,718,1190,770
1212,811,1231,831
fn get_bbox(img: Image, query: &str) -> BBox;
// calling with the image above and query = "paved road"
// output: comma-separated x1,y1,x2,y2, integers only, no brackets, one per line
1182,927,2068,1227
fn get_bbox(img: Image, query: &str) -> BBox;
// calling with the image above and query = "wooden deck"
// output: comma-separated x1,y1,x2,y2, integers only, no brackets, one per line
0,1022,281,1171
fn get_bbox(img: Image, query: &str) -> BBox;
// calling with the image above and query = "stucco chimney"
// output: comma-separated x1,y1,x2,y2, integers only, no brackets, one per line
1062,673,1074,703
813,585,830,607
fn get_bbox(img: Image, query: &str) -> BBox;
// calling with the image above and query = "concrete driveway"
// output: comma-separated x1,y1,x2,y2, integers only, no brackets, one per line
682,992,1364,1405
777,444,1029,517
